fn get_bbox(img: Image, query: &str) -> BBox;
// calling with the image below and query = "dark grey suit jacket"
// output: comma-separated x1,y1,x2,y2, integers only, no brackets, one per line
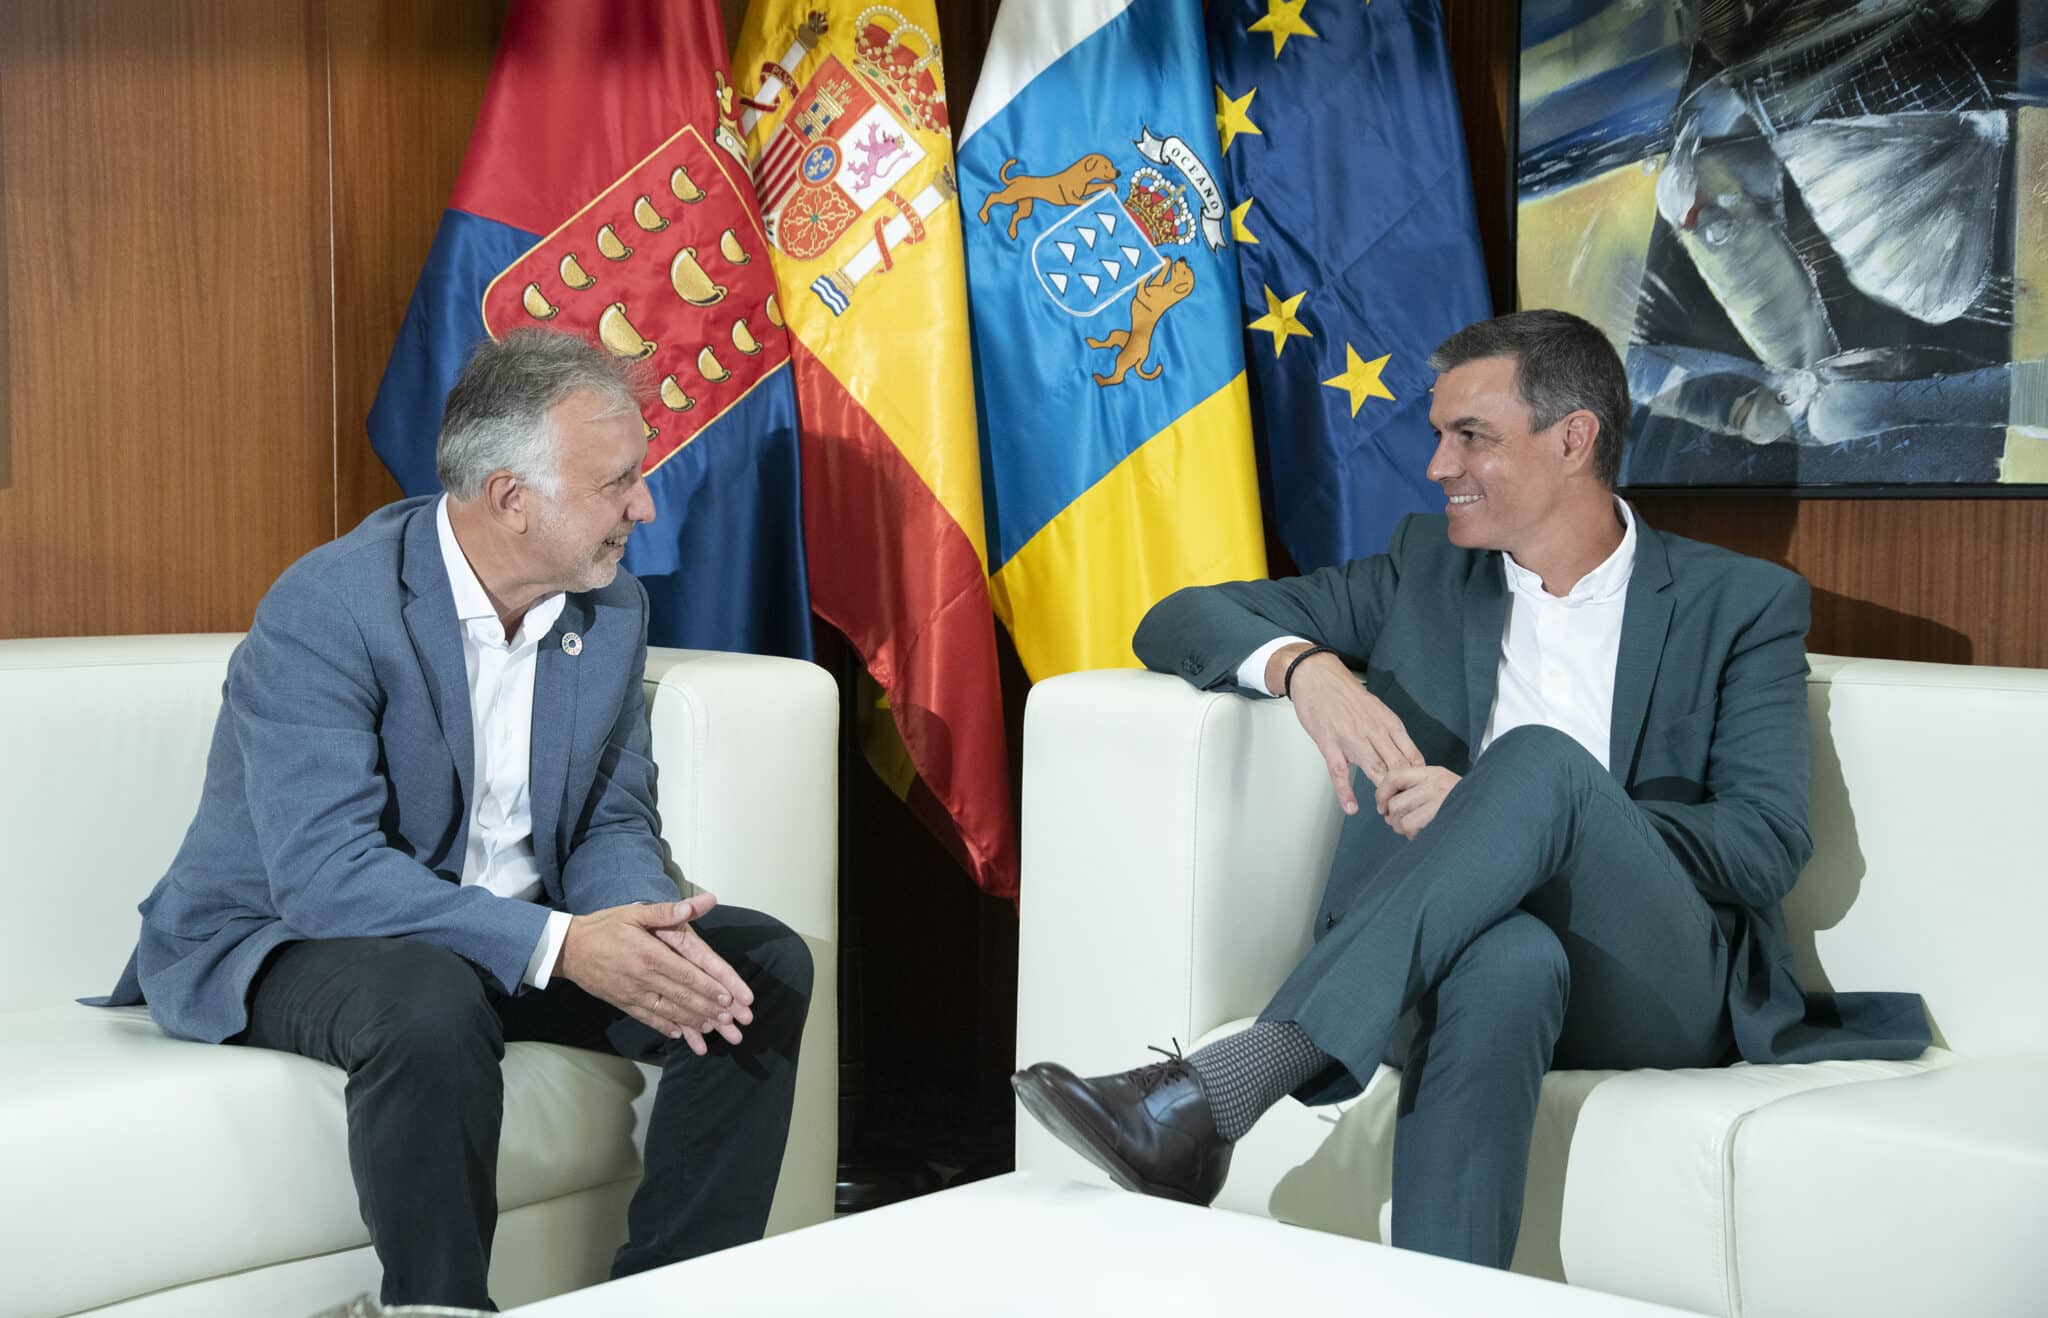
100,497,681,1043
1135,511,1927,1064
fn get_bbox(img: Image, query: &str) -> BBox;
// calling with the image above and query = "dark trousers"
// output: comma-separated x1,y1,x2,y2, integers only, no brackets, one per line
1261,726,1734,1269
236,903,812,1309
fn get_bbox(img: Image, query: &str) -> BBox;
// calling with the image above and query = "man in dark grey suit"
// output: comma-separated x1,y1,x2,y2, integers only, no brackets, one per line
1013,310,1926,1268
99,331,811,1308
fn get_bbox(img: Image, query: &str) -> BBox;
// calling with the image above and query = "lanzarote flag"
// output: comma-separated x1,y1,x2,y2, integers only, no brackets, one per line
370,0,812,657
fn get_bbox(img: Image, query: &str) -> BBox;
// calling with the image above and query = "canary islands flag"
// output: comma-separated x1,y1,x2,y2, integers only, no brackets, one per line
960,0,1267,680
369,0,812,658
1207,0,1492,570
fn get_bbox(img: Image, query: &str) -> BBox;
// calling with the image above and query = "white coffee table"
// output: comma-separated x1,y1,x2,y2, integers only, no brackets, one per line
508,1171,1700,1315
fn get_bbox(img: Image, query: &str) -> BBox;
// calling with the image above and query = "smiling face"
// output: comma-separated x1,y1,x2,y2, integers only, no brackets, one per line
524,389,655,594
1425,355,1579,558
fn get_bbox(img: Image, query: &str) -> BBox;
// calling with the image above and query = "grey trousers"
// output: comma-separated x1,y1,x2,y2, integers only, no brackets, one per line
1261,725,1735,1268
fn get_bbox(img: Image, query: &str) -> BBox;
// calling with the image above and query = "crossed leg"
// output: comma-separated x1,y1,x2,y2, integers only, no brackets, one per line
1262,726,1734,1265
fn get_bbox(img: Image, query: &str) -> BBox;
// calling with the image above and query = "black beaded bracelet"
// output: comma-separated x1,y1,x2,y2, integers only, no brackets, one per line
1282,644,1339,699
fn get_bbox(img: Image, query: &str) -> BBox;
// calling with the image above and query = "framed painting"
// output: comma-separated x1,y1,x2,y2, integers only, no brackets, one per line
1515,0,2048,493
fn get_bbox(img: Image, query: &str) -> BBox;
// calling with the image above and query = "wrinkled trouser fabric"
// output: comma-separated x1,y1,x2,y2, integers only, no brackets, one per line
1262,726,1733,1268
237,903,812,1308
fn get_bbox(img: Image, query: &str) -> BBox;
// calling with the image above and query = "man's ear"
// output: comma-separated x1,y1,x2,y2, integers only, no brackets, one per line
481,469,530,533
1558,410,1600,475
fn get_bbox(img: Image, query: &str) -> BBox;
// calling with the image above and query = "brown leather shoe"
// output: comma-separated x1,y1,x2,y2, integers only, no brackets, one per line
1011,1045,1232,1206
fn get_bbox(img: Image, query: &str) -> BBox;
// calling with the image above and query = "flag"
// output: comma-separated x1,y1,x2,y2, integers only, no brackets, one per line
958,0,1268,680
733,3,1017,899
369,0,812,658
1207,0,1492,570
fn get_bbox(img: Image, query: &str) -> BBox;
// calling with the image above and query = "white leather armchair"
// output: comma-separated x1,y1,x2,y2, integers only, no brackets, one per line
1016,655,2048,1317
0,635,838,1318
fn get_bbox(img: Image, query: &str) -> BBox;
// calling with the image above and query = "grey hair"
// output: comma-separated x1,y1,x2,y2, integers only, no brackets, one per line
435,330,645,499
1427,309,1631,488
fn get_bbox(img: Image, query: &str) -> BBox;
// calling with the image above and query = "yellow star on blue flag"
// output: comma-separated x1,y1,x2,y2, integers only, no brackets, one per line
1249,0,1319,57
1250,286,1312,357
1207,0,1492,568
1324,345,1396,416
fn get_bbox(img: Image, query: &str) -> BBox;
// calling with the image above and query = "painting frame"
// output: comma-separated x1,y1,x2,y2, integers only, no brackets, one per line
1511,0,2048,498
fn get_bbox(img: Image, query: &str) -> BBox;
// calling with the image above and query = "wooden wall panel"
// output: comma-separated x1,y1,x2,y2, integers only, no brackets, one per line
0,58,10,493
1634,496,2048,668
0,0,334,638
327,0,507,535
1443,0,1518,312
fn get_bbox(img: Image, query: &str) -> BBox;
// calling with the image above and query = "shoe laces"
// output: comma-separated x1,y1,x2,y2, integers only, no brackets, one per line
1130,1039,1194,1095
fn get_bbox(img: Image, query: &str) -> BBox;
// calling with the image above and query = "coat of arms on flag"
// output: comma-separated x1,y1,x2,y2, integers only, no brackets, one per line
481,125,789,466
369,0,813,660
957,0,1267,680
742,8,957,317
975,126,1226,387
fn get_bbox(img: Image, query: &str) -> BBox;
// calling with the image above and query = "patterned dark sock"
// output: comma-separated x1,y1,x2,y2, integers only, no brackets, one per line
1185,1020,1330,1143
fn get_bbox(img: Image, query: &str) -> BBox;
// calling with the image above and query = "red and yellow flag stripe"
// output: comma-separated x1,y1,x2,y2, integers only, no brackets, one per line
735,1,1016,898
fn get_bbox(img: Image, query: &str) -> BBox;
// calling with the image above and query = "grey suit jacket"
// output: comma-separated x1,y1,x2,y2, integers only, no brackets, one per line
1134,511,1928,1065
100,497,680,1043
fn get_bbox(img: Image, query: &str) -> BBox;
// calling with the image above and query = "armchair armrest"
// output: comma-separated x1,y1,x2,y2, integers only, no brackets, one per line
643,648,836,938
643,647,837,1232
1016,670,1342,1174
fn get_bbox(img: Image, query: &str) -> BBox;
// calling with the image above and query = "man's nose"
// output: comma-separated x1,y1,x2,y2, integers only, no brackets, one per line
629,480,656,525
1424,435,1455,483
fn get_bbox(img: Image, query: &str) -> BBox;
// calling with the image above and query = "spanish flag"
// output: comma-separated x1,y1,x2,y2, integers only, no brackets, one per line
734,3,1017,899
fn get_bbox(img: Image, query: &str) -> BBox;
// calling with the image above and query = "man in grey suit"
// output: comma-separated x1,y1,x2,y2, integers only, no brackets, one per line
99,331,811,1308
1013,310,1926,1268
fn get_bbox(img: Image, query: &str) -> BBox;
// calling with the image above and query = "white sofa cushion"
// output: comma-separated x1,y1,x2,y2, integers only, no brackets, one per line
1557,1052,1949,1315
1792,659,2048,1055
1200,1020,1953,1309
1730,1057,2048,1318
0,636,235,1011
2,1005,652,1318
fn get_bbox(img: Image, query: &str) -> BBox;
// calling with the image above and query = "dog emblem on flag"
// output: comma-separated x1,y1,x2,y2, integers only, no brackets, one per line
978,125,1224,387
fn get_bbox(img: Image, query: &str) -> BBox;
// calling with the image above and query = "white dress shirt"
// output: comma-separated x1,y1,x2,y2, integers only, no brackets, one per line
1239,501,1638,771
435,497,574,988
1478,501,1636,768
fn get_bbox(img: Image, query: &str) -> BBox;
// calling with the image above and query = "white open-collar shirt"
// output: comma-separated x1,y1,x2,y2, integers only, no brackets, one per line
1241,501,1638,771
436,496,574,987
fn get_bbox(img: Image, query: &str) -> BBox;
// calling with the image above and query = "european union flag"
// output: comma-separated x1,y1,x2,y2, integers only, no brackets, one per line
1207,0,1492,570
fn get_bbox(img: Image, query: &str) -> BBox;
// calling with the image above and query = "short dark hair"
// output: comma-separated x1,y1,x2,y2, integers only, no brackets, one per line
1427,310,1630,488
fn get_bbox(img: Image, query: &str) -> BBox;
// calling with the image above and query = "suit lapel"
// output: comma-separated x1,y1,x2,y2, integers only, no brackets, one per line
1462,553,1508,755
1609,511,1676,782
399,504,475,820
528,593,591,884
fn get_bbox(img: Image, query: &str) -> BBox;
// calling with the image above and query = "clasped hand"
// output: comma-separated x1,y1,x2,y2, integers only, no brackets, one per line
558,893,755,1056
1280,649,1459,837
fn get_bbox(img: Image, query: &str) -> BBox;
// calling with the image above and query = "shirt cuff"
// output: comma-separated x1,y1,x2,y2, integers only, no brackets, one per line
524,909,574,989
1239,635,1312,696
